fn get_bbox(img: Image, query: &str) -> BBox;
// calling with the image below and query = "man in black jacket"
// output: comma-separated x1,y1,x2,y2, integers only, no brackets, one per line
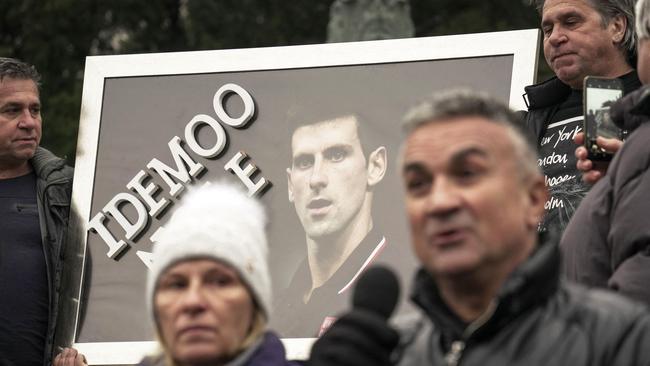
523,0,640,235
0,58,81,366
308,89,650,366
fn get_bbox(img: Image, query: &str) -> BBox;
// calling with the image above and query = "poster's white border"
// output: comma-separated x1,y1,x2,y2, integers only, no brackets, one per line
71,29,540,364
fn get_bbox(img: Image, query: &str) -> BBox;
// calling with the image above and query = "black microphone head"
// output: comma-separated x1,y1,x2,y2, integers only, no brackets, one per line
352,265,400,320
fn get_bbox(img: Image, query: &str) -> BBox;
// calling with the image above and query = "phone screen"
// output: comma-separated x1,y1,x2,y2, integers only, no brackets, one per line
585,86,623,140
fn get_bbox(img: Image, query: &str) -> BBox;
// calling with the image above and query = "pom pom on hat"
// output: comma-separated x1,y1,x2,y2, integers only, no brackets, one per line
146,181,271,319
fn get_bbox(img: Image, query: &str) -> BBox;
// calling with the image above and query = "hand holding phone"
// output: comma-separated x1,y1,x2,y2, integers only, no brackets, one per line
574,132,623,184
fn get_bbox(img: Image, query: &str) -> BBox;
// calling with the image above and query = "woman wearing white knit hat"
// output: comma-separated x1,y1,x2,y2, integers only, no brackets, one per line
137,182,300,366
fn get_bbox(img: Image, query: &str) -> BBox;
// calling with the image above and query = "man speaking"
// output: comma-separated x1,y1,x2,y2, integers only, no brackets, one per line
308,89,650,366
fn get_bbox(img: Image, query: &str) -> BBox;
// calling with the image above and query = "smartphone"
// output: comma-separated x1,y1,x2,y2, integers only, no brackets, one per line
583,76,624,161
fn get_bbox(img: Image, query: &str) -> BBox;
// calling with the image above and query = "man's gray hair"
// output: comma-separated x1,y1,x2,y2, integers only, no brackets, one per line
530,0,637,63
402,89,541,179
0,57,41,86
637,0,650,40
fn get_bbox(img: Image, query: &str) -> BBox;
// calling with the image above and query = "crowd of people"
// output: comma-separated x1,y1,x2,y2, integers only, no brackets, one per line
4,0,650,365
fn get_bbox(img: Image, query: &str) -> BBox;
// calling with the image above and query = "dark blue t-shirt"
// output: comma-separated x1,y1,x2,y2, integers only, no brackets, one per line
0,172,48,366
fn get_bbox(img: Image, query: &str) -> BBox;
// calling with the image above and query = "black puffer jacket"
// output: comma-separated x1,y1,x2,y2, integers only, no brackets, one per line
393,239,650,366
520,75,641,146
561,85,650,306
520,77,572,145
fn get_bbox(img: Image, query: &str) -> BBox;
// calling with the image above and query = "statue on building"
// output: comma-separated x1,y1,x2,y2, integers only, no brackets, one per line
327,0,415,43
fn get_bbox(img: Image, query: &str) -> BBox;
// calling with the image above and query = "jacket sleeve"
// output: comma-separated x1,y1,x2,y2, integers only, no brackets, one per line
606,128,650,306
608,308,650,364
515,109,540,148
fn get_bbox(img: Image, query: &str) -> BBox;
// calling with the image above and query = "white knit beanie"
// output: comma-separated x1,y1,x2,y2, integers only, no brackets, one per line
146,181,272,320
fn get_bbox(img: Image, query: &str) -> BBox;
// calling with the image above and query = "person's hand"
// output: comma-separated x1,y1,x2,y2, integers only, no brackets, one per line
307,309,399,366
53,347,88,366
574,132,622,184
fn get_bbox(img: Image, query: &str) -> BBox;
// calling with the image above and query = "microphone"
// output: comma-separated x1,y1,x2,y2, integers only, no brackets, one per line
352,265,401,320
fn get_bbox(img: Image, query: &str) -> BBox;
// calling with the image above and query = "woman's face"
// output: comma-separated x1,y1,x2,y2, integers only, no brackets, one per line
155,259,254,365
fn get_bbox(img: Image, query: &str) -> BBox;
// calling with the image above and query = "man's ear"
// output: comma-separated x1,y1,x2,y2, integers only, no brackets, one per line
609,14,627,44
367,146,387,187
286,167,294,203
525,175,549,230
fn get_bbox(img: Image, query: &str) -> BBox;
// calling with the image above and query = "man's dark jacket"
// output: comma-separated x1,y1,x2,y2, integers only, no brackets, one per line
520,75,640,145
393,237,650,365
521,76,573,145
31,147,74,366
561,86,650,306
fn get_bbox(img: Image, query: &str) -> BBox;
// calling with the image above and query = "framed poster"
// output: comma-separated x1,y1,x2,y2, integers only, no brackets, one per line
61,29,540,365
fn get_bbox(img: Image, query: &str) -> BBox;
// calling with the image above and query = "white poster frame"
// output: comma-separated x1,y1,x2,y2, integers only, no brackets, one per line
68,29,540,365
